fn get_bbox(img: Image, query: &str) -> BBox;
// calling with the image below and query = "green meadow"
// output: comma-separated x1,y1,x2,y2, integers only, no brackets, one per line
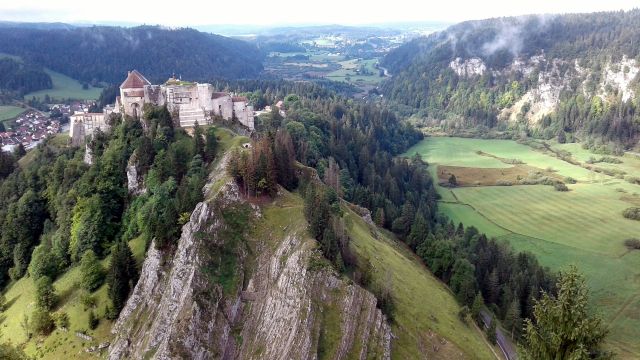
0,105,27,123
1,236,145,359
406,136,640,358
24,69,102,102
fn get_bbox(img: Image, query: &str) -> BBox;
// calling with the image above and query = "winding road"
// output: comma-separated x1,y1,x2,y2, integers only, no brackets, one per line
480,310,518,360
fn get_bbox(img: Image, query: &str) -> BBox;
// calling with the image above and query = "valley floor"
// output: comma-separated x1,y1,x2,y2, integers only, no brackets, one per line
405,137,640,358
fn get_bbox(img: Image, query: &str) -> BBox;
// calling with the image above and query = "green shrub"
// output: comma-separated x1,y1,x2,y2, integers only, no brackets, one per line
554,183,569,192
623,207,640,220
624,238,640,250
31,308,54,335
88,310,98,330
496,180,513,186
52,311,70,329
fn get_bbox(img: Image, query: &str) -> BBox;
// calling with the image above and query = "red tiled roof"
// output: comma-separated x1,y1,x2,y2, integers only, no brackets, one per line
120,70,151,89
232,96,248,102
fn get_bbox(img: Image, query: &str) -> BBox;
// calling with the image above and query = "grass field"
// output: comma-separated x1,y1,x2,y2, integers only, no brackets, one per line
326,58,383,86
0,105,27,123
406,136,640,358
24,69,102,102
0,235,145,359
344,207,498,360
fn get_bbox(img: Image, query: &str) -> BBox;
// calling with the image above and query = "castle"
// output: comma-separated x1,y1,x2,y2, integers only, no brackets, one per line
70,70,254,145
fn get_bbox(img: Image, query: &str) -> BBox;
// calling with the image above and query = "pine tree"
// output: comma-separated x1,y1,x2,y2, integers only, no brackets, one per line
107,241,138,314
79,250,104,292
407,213,429,250
471,292,484,324
520,266,611,360
34,276,56,311
192,121,204,157
487,315,497,344
487,269,500,304
204,127,218,162
504,299,522,340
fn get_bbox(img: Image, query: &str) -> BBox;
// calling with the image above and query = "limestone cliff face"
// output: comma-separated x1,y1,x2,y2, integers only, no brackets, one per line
109,157,391,359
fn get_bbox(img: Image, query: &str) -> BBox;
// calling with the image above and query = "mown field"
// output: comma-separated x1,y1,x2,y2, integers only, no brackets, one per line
24,69,101,102
405,136,640,358
325,58,383,86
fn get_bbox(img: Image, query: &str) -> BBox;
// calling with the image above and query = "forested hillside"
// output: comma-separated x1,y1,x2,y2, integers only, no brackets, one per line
382,10,640,149
0,25,265,84
0,58,52,96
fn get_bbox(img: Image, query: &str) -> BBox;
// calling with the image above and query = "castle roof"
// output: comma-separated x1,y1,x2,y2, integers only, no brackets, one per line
120,70,151,89
232,96,248,103
211,92,229,99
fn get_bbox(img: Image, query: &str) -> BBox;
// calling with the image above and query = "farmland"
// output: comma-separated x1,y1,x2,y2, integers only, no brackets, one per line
405,136,640,358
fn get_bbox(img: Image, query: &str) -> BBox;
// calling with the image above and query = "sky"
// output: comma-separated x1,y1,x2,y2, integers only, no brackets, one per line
0,0,637,27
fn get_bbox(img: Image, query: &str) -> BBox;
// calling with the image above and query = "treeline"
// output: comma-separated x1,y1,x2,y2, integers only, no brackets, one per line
0,25,264,85
416,220,554,338
381,9,640,147
0,58,52,95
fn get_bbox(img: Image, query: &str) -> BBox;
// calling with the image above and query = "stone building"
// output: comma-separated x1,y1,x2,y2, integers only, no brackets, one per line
69,111,109,146
117,70,254,130
120,70,151,119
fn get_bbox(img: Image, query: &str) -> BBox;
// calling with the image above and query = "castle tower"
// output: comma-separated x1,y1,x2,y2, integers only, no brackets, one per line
120,70,151,118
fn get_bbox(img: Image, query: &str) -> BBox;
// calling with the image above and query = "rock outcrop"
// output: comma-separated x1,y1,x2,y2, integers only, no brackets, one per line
126,153,145,195
109,155,391,359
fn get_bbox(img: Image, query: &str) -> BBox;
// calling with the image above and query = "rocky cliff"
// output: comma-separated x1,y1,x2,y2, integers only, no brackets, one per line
108,155,391,359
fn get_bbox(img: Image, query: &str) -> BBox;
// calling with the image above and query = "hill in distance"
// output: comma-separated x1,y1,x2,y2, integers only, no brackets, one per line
0,25,265,85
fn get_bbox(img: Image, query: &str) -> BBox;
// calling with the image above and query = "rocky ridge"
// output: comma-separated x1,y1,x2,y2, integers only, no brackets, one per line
108,152,391,359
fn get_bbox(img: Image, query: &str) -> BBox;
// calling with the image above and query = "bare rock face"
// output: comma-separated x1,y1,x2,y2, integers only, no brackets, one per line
239,235,391,360
83,143,93,165
109,156,391,359
126,153,145,195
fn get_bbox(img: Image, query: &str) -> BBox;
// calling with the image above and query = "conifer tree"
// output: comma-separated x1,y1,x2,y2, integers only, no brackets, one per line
79,250,104,292
35,276,56,311
520,266,611,360
107,241,138,314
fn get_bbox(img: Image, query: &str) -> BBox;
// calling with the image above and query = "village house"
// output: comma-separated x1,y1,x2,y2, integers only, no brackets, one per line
0,110,61,152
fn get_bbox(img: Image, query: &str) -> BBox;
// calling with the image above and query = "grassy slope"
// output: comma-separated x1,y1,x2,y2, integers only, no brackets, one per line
407,136,640,358
1,236,145,359
343,208,497,360
24,69,101,102
0,105,26,122
250,181,496,359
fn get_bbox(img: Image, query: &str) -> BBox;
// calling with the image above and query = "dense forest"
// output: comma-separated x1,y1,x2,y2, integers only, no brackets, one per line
381,10,640,148
0,58,52,96
0,25,265,85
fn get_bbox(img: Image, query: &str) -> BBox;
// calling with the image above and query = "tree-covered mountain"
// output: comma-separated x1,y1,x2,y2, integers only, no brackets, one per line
0,25,265,85
0,57,52,95
381,10,640,149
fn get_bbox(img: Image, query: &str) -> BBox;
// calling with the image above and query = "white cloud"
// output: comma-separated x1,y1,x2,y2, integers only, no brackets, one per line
0,0,637,26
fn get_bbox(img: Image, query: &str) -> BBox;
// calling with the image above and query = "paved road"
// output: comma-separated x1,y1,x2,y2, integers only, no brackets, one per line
480,310,518,360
